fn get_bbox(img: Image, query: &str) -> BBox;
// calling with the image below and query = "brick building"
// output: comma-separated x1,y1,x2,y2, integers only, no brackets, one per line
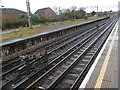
34,7,57,20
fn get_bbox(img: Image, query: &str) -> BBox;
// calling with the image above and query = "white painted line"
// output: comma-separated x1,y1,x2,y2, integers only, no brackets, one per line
79,22,118,88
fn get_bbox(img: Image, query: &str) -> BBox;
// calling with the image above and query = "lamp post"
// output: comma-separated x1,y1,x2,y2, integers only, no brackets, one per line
26,0,32,29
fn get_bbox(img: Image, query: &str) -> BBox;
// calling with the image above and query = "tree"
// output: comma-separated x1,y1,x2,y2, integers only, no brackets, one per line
91,11,96,16
71,6,77,20
62,9,74,20
20,14,28,19
70,6,77,11
75,9,86,19
79,7,86,11
109,10,112,13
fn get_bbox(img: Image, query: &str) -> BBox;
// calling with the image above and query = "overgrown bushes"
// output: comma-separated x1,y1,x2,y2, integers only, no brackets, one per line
2,19,28,30
48,19,59,22
2,12,88,30
2,14,49,30
84,16,88,19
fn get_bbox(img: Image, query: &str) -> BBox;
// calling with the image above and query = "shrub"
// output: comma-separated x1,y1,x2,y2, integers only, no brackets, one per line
2,19,28,30
84,16,88,19
38,17,48,23
48,19,59,22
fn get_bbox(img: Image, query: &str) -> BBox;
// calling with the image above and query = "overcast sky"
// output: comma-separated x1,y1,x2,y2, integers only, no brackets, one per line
1,0,119,13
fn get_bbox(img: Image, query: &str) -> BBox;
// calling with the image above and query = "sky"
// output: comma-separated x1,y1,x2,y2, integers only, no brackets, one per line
1,0,119,13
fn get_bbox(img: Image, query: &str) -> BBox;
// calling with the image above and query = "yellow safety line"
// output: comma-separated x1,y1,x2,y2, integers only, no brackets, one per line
94,25,117,89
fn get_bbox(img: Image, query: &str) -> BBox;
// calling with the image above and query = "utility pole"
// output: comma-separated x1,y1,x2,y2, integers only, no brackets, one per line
74,9,76,20
59,7,62,22
101,9,103,17
73,7,76,20
26,0,32,29
97,6,98,16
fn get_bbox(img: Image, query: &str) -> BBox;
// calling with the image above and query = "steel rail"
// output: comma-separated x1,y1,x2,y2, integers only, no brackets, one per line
1,25,96,72
70,19,117,90
12,23,105,90
11,16,115,89
1,23,103,90
1,17,110,68
46,18,117,89
24,20,111,89
1,26,96,77
1,22,105,78
1,17,114,90
1,18,110,75
24,16,117,89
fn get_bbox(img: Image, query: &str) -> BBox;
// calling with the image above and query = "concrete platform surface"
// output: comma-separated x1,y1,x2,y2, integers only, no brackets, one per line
79,21,118,89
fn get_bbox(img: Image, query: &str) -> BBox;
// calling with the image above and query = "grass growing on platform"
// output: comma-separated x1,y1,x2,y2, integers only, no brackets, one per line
1,16,102,42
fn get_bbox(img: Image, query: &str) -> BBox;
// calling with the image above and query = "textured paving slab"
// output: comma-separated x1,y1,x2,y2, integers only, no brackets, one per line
82,22,118,89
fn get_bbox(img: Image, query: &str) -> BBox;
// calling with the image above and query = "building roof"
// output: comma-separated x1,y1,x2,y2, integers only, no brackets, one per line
1,8,27,14
34,7,51,14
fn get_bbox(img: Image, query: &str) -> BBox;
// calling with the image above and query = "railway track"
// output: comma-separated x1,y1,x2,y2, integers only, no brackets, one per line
1,23,103,89
1,18,109,78
23,18,117,90
1,24,96,73
47,21,117,90
2,17,116,90
1,16,117,90
1,17,110,70
1,27,95,72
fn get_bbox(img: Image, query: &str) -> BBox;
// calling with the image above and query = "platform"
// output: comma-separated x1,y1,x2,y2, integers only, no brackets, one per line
79,20,118,89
